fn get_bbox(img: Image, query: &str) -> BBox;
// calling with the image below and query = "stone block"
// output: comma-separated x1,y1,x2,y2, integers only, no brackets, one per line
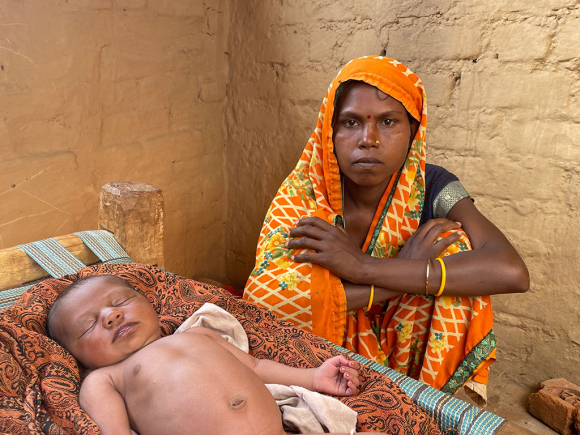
493,22,551,61
528,378,580,435
554,18,580,61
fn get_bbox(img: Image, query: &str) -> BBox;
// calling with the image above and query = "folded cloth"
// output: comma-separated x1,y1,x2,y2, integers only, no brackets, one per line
266,384,357,434
176,303,357,434
175,302,249,352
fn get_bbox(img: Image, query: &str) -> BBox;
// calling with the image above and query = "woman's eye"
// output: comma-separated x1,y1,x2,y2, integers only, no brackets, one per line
382,119,395,126
343,119,358,127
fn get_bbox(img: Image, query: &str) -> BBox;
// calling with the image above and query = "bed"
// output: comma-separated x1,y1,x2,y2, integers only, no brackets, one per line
0,182,533,435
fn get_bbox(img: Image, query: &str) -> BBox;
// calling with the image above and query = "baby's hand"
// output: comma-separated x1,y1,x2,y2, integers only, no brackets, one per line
313,355,360,396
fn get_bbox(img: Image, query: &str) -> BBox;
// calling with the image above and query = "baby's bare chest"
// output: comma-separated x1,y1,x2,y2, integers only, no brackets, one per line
107,333,271,435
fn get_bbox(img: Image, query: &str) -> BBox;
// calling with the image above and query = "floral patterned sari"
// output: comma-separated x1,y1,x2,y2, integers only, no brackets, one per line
244,56,495,401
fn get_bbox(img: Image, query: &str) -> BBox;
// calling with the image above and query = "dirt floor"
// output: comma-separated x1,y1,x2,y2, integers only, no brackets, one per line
455,380,559,435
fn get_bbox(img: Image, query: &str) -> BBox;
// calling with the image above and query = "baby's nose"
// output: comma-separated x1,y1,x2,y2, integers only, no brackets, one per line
105,310,122,326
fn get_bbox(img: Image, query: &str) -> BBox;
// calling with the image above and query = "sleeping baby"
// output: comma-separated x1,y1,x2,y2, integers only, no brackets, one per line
47,275,388,435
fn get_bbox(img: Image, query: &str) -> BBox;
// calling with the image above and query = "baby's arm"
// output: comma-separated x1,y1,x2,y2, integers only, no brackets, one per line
190,327,360,395
79,370,133,435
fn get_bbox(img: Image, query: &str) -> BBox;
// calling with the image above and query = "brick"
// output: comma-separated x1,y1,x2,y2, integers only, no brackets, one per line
458,69,573,113
274,0,355,26
199,75,227,103
387,21,482,62
493,22,551,61
528,379,580,435
554,18,580,61
420,73,455,106
489,117,580,162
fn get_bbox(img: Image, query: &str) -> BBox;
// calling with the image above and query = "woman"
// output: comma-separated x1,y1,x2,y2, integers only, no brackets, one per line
243,56,529,403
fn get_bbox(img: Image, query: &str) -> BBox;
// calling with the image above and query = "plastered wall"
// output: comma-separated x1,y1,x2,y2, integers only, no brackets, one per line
226,0,580,413
0,0,229,279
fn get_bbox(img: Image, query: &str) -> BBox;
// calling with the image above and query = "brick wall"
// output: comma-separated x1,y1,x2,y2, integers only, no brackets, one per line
226,0,580,406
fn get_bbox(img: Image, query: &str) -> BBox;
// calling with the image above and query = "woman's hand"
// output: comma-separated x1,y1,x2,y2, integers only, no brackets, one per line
397,218,462,260
313,355,360,396
287,217,367,283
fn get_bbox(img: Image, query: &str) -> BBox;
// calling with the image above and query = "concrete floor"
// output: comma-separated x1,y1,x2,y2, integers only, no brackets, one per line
455,381,559,435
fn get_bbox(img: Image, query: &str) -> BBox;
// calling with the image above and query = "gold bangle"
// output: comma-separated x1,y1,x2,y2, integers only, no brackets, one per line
434,257,446,297
425,259,431,295
365,285,375,312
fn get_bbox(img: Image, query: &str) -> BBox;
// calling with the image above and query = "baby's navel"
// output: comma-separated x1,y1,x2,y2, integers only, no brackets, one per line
229,397,246,410
133,364,141,376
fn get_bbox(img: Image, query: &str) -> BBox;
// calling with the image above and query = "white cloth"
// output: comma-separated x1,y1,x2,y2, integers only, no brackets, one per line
176,303,357,434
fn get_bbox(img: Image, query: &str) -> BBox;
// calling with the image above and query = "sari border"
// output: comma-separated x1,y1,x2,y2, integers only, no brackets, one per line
440,330,496,395
364,168,403,255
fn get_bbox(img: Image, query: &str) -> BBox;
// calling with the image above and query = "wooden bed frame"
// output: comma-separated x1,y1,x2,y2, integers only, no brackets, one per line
0,181,536,435
0,181,164,292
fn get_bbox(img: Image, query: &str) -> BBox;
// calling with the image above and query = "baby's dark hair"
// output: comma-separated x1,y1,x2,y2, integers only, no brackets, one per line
47,275,134,345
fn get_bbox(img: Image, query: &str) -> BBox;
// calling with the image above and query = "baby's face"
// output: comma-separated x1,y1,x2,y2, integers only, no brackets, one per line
54,276,161,369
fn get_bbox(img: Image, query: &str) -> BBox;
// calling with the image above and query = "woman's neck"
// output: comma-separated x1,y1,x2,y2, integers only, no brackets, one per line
342,177,389,212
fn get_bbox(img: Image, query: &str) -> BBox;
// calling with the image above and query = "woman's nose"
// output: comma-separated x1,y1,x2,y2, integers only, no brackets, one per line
359,123,379,149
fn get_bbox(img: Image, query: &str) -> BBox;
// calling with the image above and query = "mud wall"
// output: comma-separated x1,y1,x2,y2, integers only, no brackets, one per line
0,0,229,279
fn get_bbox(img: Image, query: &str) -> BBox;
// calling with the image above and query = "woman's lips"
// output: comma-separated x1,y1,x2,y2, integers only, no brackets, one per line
113,322,138,342
353,157,383,169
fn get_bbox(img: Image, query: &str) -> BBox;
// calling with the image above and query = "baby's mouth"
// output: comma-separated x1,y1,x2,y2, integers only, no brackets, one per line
113,322,138,342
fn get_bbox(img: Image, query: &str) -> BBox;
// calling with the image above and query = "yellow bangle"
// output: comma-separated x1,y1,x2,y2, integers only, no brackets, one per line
425,259,431,295
434,257,446,297
365,285,375,312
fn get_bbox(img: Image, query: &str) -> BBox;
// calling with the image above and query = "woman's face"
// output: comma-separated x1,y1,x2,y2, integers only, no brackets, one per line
333,81,417,190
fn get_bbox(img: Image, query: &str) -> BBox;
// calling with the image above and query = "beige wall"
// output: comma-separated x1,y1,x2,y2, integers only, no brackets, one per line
226,0,580,411
0,0,229,279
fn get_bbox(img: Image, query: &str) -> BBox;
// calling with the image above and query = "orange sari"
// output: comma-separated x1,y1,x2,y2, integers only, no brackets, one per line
243,56,495,399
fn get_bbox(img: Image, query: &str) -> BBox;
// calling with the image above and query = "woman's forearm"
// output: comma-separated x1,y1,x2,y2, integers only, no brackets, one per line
343,281,400,311
356,247,529,297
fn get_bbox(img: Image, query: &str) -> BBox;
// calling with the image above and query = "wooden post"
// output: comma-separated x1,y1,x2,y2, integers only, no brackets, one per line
98,182,165,267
